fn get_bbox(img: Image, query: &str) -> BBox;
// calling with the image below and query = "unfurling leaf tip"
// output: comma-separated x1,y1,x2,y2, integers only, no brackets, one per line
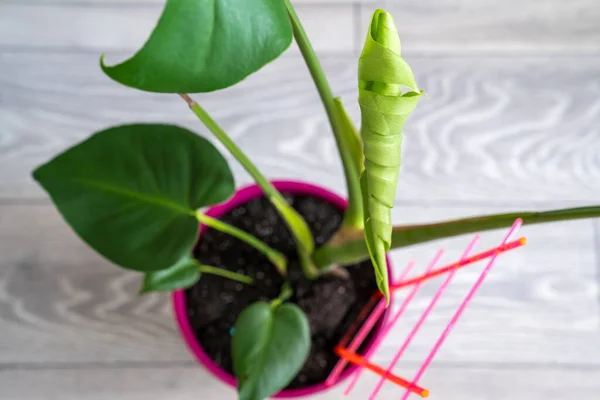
99,52,116,78
377,272,391,307
99,53,108,69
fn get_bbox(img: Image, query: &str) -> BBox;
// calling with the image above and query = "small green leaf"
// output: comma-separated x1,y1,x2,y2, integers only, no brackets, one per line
140,255,200,294
33,124,234,272
232,302,310,400
101,0,293,93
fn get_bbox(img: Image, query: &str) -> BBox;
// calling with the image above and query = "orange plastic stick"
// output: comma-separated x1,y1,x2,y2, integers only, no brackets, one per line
327,261,415,387
344,250,443,395
400,220,524,400
334,346,429,398
368,235,479,400
340,240,525,347
388,238,527,294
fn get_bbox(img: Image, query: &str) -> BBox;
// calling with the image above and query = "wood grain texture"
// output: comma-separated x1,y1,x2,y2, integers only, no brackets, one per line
0,3,355,52
2,365,599,400
363,0,600,54
1,203,598,366
1,53,599,205
6,0,600,54
11,0,372,4
2,1,600,397
374,205,600,366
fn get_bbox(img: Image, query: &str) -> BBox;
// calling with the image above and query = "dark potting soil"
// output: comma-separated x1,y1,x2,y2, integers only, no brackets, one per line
186,193,380,389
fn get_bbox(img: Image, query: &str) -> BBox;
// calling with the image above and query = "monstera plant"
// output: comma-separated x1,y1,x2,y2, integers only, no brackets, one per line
33,2,600,399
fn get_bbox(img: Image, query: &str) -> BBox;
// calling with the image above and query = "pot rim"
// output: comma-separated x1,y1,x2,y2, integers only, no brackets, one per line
172,180,394,398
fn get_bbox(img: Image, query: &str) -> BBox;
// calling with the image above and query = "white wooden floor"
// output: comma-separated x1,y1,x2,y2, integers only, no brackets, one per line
1,1,600,399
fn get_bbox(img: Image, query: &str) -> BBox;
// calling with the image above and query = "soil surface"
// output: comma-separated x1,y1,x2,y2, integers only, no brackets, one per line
186,193,381,389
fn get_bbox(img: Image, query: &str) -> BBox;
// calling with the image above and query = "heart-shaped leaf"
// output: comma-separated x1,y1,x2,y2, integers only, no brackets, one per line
140,255,201,294
33,124,234,272
232,302,310,400
101,0,293,93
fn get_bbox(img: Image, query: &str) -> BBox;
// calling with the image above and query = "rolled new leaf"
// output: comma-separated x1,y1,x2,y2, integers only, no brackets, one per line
359,9,423,304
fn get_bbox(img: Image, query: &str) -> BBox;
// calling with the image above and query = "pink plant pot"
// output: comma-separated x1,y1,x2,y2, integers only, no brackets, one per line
172,180,393,398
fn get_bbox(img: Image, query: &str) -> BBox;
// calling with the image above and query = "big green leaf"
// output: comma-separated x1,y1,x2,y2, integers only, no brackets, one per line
139,255,200,294
33,124,234,272
101,0,293,93
232,302,310,400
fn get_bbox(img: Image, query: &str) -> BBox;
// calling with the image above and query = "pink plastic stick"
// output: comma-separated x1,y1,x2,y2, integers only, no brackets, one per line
344,250,444,395
325,261,416,387
400,219,522,400
368,235,480,400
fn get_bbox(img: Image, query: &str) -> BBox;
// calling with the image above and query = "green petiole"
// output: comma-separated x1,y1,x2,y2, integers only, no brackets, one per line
270,282,293,310
196,211,287,275
284,0,364,230
313,205,600,268
334,98,364,174
179,93,319,279
195,261,254,285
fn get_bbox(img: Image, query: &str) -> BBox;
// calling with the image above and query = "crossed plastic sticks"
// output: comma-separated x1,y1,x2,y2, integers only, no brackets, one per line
325,219,526,399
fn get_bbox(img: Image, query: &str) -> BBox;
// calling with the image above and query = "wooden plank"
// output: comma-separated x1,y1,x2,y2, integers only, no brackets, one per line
0,3,355,52
1,203,598,365
360,1,600,54
1,52,600,204
1,365,598,400
10,0,370,4
0,204,191,363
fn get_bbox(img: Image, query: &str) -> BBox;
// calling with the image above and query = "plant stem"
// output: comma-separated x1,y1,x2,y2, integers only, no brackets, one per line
284,0,363,229
180,94,275,193
271,282,293,310
196,262,254,285
313,205,600,268
334,98,364,173
196,211,287,275
180,94,319,279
